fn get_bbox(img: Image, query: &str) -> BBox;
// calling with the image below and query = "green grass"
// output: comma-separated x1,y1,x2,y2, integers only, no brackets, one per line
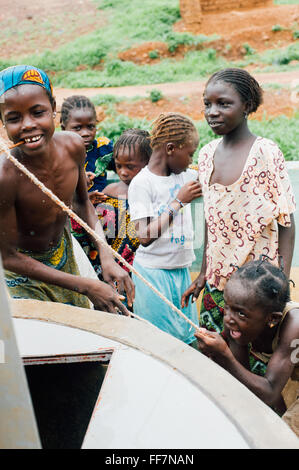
234,42,299,72
274,0,299,4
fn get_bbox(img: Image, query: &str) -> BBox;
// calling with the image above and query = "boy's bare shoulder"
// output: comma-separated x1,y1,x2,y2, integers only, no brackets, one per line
0,150,20,201
0,150,19,180
54,131,86,164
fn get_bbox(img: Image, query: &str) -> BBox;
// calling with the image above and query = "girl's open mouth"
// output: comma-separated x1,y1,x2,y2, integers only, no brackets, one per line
230,329,242,339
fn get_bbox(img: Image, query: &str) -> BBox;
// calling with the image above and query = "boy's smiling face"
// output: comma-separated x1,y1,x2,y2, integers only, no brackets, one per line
0,84,55,154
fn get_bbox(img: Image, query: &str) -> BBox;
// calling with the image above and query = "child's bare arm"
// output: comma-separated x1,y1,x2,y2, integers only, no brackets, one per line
278,213,295,279
196,311,299,410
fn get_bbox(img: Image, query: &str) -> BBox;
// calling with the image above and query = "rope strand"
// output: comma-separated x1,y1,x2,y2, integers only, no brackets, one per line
1,138,202,334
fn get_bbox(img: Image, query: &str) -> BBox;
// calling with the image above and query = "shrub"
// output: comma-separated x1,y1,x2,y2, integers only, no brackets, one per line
148,50,160,59
272,24,283,32
149,89,164,102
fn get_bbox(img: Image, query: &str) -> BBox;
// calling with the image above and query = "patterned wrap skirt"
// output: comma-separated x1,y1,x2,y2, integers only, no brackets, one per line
5,228,90,309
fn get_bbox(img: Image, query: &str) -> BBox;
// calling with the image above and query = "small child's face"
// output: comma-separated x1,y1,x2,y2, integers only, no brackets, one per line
114,145,145,186
223,278,269,345
203,80,246,135
63,108,96,150
168,134,198,174
1,84,55,153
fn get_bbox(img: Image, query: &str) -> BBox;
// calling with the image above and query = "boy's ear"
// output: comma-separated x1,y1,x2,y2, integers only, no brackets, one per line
52,98,57,113
267,312,283,328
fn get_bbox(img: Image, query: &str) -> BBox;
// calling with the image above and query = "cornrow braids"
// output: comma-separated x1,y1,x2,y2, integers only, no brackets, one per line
60,95,96,127
206,68,263,114
113,128,152,163
150,112,198,149
231,257,290,314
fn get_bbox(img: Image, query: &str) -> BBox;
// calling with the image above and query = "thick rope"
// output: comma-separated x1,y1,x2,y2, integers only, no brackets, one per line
0,138,201,334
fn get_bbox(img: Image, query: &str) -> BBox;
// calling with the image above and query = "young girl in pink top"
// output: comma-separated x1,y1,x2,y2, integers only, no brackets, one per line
182,68,296,333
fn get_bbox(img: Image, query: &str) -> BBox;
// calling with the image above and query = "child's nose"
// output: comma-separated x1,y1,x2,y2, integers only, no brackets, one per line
208,103,220,116
22,114,35,129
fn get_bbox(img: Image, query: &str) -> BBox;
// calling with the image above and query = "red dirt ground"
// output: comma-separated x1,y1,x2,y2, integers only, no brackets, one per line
0,0,105,58
119,4,299,63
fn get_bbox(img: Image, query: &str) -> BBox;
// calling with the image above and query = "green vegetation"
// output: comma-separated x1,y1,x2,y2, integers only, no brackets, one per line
235,42,299,71
271,24,283,32
148,50,160,60
242,43,256,56
274,0,299,4
149,90,164,102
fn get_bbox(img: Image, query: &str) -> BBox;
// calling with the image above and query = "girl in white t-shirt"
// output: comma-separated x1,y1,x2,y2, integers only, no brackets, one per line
128,113,202,345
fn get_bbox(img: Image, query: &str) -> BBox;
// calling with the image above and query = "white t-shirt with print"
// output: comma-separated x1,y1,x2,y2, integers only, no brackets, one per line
128,166,197,269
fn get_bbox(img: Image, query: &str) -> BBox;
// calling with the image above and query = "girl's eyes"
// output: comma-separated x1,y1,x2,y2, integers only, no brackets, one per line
203,101,230,107
238,311,246,319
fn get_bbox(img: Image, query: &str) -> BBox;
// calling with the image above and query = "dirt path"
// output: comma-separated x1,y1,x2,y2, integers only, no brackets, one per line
0,0,105,58
53,69,299,107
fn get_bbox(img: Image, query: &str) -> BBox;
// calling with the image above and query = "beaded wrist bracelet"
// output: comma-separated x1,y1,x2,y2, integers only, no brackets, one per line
174,197,185,208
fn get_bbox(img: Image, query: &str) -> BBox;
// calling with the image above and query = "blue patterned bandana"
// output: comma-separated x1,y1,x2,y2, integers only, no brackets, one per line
0,65,53,99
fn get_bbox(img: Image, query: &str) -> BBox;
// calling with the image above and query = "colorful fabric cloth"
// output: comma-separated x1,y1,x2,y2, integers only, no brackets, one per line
0,65,53,98
86,137,114,193
96,196,140,272
199,282,225,333
70,217,103,280
5,229,90,309
198,137,296,291
132,260,199,344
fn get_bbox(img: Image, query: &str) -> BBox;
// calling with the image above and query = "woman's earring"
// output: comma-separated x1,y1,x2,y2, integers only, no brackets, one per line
53,112,57,118
244,112,248,120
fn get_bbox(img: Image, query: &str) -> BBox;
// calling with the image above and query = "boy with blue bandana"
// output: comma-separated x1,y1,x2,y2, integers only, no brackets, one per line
0,65,134,313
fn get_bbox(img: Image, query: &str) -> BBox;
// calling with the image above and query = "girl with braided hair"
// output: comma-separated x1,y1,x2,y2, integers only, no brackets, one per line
195,257,299,437
96,129,152,275
128,112,202,345
60,95,115,205
182,68,296,335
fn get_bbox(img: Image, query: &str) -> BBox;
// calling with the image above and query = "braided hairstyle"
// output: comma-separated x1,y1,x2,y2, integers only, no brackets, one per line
206,68,263,115
230,257,290,314
150,112,198,149
114,128,152,163
60,95,96,128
